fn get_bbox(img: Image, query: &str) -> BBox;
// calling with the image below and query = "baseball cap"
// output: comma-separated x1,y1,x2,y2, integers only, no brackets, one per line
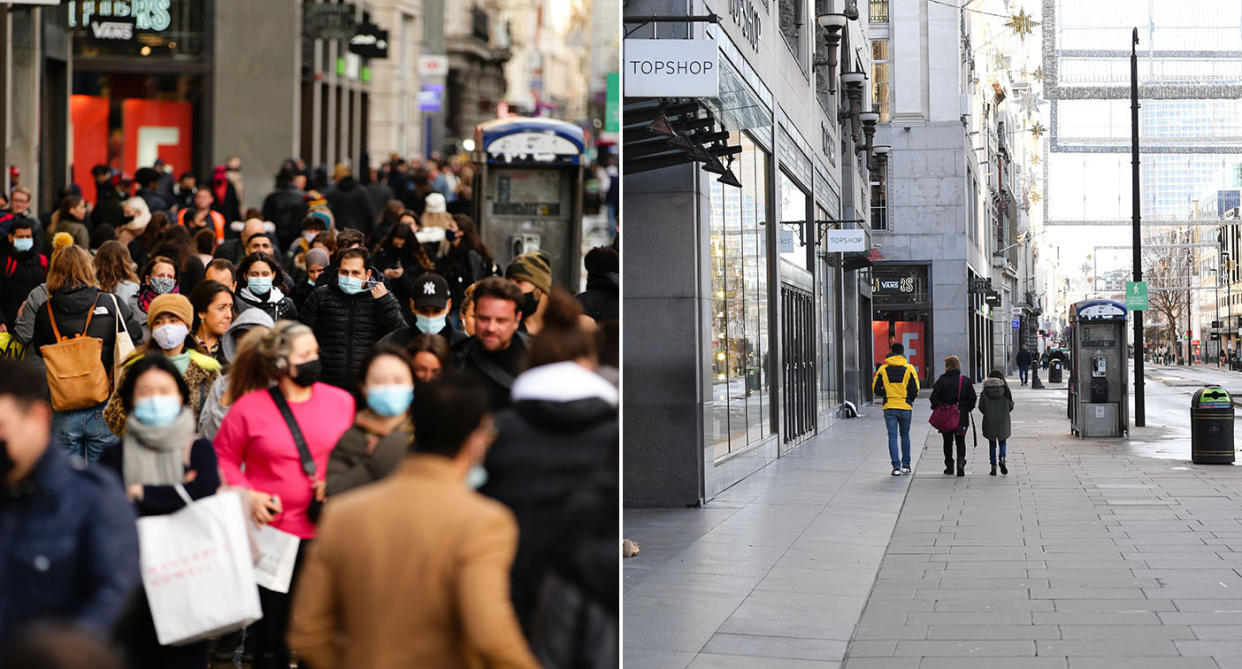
412,273,449,310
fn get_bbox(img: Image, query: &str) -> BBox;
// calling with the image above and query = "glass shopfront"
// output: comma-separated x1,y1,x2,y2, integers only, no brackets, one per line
69,0,210,187
779,169,810,270
710,131,772,460
872,263,932,381
816,203,839,418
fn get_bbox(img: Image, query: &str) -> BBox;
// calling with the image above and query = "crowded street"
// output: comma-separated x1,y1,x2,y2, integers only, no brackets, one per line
0,1,618,668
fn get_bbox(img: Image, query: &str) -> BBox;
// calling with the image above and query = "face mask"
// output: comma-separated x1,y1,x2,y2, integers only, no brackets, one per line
0,440,13,492
290,359,321,387
445,229,458,242
338,275,366,295
519,291,539,319
133,395,183,426
366,384,414,417
466,465,488,490
152,323,189,350
150,276,176,295
247,276,273,295
415,313,447,334
303,231,317,244
307,277,317,286
13,238,32,252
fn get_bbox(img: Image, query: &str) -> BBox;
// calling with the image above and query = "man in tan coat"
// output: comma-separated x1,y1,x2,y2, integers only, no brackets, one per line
287,376,538,669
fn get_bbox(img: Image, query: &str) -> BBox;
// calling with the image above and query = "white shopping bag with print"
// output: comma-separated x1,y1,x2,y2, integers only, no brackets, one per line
137,487,263,646
252,524,299,593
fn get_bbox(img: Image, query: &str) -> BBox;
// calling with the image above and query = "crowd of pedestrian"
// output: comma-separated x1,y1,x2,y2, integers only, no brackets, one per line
0,154,620,668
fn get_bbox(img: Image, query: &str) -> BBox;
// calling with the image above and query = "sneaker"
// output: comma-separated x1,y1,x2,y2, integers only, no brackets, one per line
891,468,903,476
901,467,911,474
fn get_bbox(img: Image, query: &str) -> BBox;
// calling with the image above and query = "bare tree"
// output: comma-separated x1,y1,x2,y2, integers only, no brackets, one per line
1142,233,1195,364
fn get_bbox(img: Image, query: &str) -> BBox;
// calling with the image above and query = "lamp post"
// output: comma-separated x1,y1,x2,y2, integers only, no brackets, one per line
841,71,867,143
1211,266,1221,366
1130,27,1145,426
815,12,848,93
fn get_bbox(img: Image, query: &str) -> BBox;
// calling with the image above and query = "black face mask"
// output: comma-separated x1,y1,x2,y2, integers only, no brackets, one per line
290,359,321,387
519,291,539,319
0,440,14,495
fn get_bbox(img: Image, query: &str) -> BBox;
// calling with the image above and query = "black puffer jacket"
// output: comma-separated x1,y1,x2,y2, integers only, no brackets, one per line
299,280,406,389
235,286,299,323
31,285,144,370
0,239,46,328
930,369,977,430
479,361,618,634
325,177,374,236
575,272,618,323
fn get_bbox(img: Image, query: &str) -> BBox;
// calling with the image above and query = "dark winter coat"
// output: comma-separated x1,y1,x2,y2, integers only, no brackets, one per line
479,361,618,634
325,411,413,497
0,239,47,327
929,369,977,431
136,187,172,215
441,248,497,309
379,321,468,350
31,285,144,371
92,187,128,229
299,281,407,389
262,186,309,250
978,377,1014,441
235,286,299,323
575,272,619,323
326,177,374,236
1016,349,1033,368
0,445,139,646
455,333,529,410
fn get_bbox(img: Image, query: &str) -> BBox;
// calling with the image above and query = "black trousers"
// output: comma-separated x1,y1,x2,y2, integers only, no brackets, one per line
254,538,311,669
942,431,966,465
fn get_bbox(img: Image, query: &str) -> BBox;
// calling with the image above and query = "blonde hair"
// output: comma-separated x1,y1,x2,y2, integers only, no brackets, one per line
47,245,99,294
944,355,962,371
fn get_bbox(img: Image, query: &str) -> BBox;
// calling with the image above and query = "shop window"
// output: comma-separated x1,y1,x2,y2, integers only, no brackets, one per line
871,40,890,122
710,132,773,459
779,169,810,271
816,205,838,417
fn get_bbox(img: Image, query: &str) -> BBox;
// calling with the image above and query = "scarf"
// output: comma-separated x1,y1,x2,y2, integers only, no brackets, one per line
139,283,180,313
122,408,195,488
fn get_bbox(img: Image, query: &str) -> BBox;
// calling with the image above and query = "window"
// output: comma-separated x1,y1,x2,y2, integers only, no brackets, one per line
780,170,811,270
870,0,890,23
872,40,891,122
710,133,773,459
816,204,838,417
871,161,888,230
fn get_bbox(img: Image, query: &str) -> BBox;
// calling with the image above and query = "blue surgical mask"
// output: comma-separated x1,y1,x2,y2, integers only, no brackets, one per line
466,465,488,490
366,384,414,417
13,237,32,252
133,395,183,426
247,276,273,295
338,275,366,295
150,276,176,295
415,313,447,334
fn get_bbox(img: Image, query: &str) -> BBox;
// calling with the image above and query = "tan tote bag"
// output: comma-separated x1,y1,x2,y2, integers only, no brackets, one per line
40,295,111,411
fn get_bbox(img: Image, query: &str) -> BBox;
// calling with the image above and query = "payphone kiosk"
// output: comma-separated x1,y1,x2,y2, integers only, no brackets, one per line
1068,299,1130,438
472,118,585,290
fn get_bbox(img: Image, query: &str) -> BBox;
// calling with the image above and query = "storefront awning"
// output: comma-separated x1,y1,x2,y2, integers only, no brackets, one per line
622,97,743,185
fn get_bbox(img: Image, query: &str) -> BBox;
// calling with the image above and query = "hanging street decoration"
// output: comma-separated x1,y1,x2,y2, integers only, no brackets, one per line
1033,65,1044,82
1030,120,1046,139
1006,8,1038,41
1017,90,1041,117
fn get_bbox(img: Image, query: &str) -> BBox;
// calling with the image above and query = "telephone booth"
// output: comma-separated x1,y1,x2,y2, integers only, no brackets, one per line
472,118,586,290
1068,299,1130,438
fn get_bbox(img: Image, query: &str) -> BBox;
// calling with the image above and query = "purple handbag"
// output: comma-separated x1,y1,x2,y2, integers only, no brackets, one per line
929,375,964,433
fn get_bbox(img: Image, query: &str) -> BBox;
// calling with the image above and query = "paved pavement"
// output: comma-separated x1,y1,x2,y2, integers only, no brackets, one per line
625,380,1242,669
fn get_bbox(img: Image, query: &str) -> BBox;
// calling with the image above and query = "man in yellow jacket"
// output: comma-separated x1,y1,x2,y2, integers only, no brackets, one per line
872,343,920,476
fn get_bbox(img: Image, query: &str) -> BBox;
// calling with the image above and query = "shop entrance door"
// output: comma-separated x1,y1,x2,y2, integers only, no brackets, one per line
781,283,817,449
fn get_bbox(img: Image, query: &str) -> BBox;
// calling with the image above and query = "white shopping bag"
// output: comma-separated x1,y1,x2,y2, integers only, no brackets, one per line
137,487,263,646
252,524,300,593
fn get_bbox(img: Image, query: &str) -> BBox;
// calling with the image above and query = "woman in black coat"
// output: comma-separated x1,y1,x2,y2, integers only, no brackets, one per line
929,354,977,476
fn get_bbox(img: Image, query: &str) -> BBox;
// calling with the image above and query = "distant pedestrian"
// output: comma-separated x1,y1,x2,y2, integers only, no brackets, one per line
978,369,1014,476
1015,347,1033,386
871,342,920,476
930,355,976,476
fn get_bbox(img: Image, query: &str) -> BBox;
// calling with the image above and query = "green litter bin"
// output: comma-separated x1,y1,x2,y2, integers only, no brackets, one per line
1191,385,1235,464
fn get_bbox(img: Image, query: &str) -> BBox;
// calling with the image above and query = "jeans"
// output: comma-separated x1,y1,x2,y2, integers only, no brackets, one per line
989,439,1008,464
1018,366,1028,384
51,403,113,464
883,408,913,469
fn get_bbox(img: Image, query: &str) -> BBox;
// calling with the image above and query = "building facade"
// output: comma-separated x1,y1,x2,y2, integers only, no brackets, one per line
623,0,876,507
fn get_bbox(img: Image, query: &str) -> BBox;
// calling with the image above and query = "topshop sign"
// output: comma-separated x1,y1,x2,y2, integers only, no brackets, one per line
624,39,719,98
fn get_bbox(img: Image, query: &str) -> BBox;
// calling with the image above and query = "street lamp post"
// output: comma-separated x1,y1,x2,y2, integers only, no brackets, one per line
1212,266,1221,366
1131,27,1146,426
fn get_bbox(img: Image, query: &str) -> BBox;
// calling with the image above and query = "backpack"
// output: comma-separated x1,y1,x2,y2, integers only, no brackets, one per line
40,296,111,411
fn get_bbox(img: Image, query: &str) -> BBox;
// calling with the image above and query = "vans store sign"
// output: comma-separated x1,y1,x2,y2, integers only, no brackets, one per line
624,39,718,98
68,1,173,32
